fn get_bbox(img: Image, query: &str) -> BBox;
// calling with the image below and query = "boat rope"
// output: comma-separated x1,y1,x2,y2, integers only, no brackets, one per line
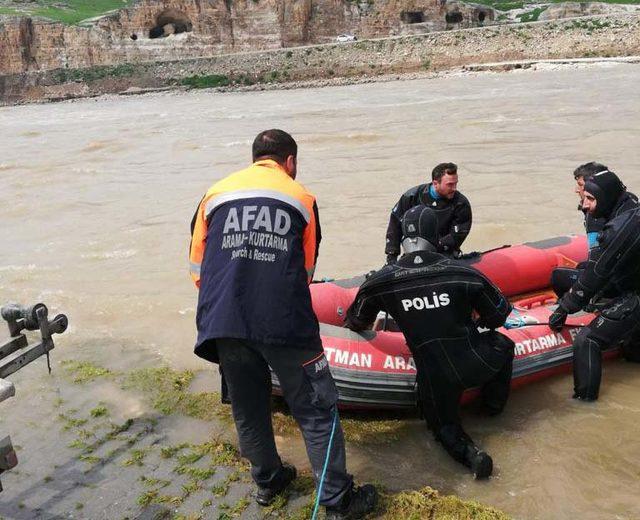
504,308,554,329
311,405,339,520
504,319,552,329
504,307,527,329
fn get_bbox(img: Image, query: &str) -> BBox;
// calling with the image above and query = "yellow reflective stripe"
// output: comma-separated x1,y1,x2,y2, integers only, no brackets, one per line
205,189,311,223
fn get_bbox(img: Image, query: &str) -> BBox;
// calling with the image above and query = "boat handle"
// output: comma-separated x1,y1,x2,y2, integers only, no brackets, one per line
514,294,557,309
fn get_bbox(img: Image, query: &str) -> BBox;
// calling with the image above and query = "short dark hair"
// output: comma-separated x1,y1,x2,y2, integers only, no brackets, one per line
574,161,609,180
432,162,457,181
252,129,298,163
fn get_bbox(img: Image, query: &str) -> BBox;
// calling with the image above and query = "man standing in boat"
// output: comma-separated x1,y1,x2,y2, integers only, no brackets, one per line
346,205,514,479
549,169,640,401
189,129,377,518
385,162,472,264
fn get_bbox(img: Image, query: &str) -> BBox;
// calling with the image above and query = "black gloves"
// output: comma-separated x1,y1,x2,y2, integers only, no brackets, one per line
549,304,568,332
386,254,397,265
344,315,367,332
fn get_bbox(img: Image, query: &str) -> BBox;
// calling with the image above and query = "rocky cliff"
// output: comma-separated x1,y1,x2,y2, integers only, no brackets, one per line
0,0,494,75
2,13,639,105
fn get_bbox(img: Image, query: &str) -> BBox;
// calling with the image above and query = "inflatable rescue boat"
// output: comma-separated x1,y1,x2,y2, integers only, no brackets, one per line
289,235,618,409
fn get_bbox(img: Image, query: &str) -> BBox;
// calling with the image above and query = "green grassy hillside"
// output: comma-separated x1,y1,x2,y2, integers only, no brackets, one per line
0,0,639,26
0,0,134,24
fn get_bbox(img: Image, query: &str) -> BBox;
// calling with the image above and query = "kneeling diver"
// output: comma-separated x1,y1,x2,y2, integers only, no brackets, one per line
549,169,640,400
345,206,514,479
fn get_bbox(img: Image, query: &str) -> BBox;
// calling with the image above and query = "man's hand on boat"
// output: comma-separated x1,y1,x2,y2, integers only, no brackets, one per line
343,315,367,332
549,304,569,331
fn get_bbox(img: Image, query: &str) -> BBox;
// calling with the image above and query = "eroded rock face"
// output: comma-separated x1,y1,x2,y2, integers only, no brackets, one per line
539,2,640,20
148,8,193,38
95,0,374,45
18,17,38,70
3,14,640,104
0,0,495,75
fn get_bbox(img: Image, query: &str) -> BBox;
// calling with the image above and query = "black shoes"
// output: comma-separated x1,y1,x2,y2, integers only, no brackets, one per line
325,484,378,520
257,467,378,518
255,463,297,506
467,449,493,480
437,424,493,480
573,392,597,402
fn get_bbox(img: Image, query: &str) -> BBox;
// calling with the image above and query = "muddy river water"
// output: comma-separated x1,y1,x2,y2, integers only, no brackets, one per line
1,62,640,519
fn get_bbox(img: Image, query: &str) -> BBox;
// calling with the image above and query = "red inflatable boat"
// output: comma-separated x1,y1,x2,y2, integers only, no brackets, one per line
286,235,619,409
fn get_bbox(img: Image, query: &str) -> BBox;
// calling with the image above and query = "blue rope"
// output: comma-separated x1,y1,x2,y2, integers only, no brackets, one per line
311,406,339,520
504,307,526,329
513,307,524,324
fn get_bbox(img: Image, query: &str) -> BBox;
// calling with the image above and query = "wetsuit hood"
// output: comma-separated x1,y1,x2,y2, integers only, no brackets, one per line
584,170,626,219
401,205,439,253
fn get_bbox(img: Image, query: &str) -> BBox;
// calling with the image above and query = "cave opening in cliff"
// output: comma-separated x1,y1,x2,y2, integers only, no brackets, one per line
401,11,425,24
149,8,193,39
445,11,464,24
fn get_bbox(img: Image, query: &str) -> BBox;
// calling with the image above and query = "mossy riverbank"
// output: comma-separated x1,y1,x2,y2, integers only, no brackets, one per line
42,361,511,519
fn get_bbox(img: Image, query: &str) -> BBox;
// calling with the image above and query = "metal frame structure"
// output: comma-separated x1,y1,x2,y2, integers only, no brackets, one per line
0,303,68,491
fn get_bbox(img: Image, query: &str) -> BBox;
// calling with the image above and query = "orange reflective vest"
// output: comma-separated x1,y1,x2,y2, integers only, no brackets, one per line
189,159,322,361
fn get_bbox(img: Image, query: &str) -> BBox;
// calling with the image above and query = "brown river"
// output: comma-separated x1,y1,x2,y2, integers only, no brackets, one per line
1,61,640,519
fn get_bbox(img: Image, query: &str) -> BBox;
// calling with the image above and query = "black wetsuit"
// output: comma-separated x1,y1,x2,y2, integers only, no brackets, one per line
558,192,640,400
551,211,605,297
552,194,636,297
385,184,472,261
345,251,514,469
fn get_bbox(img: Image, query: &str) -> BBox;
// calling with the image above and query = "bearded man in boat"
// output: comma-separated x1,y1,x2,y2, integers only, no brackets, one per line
549,169,640,401
346,205,514,479
385,162,472,264
552,162,638,298
551,162,613,296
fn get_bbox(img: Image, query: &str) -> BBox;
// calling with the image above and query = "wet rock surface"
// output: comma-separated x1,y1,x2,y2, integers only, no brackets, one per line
0,355,508,519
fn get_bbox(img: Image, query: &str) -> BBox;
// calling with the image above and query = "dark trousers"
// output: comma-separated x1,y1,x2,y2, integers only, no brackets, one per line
551,266,582,298
573,293,640,400
217,338,352,507
414,331,514,464
551,263,618,301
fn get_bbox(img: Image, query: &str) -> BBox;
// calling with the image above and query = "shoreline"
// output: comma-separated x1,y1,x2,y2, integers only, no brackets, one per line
5,55,639,108
3,13,640,105
0,360,512,519
194,54,640,92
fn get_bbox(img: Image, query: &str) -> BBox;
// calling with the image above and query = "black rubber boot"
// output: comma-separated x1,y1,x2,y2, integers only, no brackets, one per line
437,424,493,479
464,445,493,480
325,484,378,520
255,463,297,506
572,333,601,402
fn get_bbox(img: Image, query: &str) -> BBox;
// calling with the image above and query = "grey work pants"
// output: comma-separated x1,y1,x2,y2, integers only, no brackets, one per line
217,338,352,506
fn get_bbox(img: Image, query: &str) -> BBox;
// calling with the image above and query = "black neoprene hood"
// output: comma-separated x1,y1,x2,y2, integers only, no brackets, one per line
402,205,439,247
584,170,626,218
